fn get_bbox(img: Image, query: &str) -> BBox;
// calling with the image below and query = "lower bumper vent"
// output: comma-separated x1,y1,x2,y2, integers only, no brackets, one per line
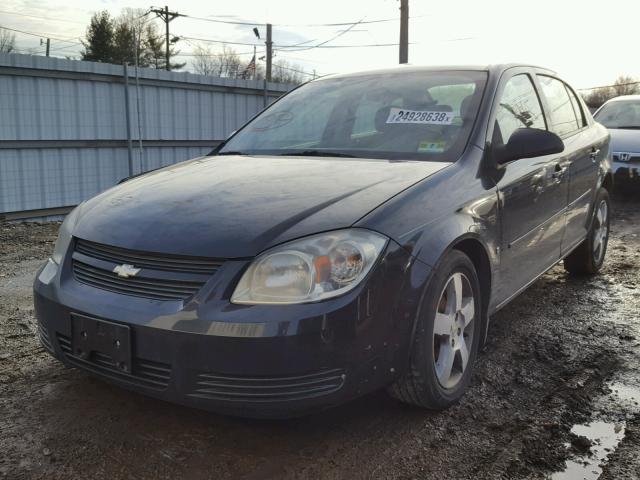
188,368,346,403
38,323,53,353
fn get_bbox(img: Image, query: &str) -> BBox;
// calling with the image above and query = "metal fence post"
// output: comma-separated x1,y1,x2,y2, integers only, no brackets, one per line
0,52,297,218
123,63,134,176
263,78,268,108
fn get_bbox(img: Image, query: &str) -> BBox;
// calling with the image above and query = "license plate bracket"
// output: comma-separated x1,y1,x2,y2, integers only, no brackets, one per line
71,314,132,373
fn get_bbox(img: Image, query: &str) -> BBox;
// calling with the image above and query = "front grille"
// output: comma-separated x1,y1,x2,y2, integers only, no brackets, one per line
56,333,172,389
187,368,346,403
73,260,203,301
613,152,640,163
72,238,224,301
75,238,222,274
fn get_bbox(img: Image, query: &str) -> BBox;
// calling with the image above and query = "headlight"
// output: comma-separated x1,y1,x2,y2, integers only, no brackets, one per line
231,229,388,305
51,206,81,264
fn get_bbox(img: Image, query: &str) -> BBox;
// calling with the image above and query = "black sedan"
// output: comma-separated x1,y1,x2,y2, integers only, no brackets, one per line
34,64,612,418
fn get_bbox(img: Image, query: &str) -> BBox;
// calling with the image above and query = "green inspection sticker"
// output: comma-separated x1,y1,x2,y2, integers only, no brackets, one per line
418,141,446,153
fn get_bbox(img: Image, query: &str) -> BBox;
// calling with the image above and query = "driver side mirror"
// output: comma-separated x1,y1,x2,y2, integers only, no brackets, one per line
495,128,564,164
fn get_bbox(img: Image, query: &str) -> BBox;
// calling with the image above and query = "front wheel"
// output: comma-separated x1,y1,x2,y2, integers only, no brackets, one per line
387,250,481,409
564,188,611,275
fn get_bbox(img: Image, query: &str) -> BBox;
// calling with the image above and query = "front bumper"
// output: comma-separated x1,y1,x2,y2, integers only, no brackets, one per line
613,162,640,187
34,240,431,418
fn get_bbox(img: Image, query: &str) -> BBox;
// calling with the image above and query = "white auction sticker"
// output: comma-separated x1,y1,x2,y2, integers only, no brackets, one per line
386,107,454,125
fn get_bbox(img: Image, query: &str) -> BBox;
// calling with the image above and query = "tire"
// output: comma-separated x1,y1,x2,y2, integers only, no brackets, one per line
387,250,482,410
564,188,611,275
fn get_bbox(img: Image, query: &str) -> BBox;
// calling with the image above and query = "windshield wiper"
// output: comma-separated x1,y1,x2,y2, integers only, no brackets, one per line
217,151,249,155
278,150,357,158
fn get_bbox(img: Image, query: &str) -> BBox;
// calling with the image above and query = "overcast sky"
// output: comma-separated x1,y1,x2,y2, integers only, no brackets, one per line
2,0,638,90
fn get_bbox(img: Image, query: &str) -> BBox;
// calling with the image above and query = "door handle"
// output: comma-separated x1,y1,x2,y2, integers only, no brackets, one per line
590,148,600,162
551,163,567,180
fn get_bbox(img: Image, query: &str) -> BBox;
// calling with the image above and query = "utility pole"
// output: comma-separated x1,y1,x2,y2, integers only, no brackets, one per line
265,23,273,82
399,0,409,64
151,6,182,71
41,38,50,57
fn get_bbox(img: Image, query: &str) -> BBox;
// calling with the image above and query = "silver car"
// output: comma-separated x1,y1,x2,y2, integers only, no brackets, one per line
593,95,640,188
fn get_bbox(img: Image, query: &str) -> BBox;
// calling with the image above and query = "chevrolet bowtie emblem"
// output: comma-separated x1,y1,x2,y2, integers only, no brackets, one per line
113,264,141,278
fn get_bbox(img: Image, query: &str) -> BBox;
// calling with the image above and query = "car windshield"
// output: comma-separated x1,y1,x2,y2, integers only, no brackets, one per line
594,100,640,129
218,70,488,161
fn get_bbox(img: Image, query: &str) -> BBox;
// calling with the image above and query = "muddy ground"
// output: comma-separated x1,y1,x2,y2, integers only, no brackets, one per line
1,194,639,480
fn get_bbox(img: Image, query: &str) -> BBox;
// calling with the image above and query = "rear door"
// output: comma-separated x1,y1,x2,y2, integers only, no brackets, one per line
490,71,570,305
536,75,601,253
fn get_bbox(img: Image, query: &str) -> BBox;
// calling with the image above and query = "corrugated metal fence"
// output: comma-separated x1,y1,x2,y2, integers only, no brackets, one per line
0,53,293,220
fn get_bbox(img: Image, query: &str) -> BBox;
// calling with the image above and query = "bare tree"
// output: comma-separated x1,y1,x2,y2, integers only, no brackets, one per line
0,28,16,53
191,44,217,76
612,75,639,97
112,8,146,65
271,59,306,85
583,87,615,109
191,45,244,78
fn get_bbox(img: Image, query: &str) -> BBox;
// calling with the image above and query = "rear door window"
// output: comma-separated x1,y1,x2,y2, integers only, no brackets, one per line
538,75,580,137
567,85,587,128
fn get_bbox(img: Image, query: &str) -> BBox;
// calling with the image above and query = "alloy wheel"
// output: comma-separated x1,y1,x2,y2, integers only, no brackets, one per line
433,272,475,389
593,199,609,263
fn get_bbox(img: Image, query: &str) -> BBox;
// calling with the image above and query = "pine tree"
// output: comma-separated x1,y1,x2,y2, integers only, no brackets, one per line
112,22,136,66
81,8,185,70
81,11,114,63
143,24,165,69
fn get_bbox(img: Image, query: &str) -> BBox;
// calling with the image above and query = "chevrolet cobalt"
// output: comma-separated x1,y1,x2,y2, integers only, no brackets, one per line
34,65,612,418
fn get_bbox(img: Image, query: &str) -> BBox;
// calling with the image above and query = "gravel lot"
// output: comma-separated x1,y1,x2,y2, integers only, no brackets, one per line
1,194,639,480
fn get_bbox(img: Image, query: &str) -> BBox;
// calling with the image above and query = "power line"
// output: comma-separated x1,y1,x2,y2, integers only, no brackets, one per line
175,50,256,57
179,35,260,47
285,18,397,27
0,9,86,26
277,18,365,52
279,15,429,27
277,41,402,49
48,43,83,53
577,81,640,91
270,62,317,78
181,33,402,50
0,25,82,45
170,14,425,27
180,15,262,26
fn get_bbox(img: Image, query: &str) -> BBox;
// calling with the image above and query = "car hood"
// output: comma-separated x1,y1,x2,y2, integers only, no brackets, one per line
608,128,640,153
74,155,448,258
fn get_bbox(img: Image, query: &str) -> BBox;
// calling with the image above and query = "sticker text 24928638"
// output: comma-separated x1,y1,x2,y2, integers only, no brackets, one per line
386,107,454,125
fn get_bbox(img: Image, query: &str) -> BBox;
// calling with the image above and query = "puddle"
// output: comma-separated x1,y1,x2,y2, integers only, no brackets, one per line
608,381,640,414
549,421,626,480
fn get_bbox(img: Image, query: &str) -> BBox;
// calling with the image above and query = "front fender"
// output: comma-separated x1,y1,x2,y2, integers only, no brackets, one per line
357,146,501,350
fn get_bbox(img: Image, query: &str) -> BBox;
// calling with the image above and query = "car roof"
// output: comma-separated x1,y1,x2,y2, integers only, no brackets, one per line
605,94,640,103
315,63,556,81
